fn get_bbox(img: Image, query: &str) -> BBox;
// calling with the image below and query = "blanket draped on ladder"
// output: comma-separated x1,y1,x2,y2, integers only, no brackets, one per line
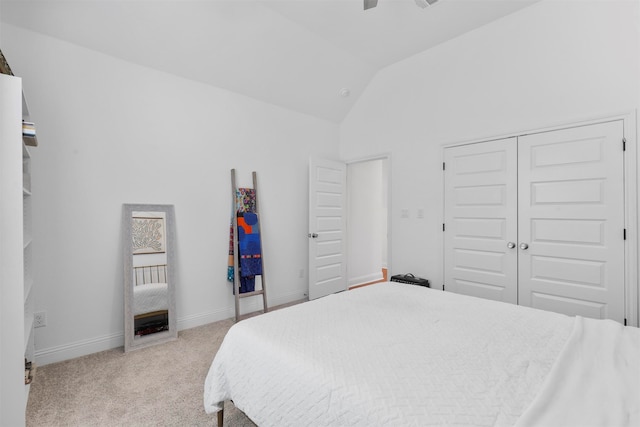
228,188,262,293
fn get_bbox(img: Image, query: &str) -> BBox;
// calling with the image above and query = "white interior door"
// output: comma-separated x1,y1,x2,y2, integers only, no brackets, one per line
517,121,625,322
308,158,347,300
443,138,518,304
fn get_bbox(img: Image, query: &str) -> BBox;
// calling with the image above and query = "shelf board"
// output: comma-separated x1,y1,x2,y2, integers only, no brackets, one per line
24,277,34,301
24,383,31,411
21,91,30,120
24,315,34,352
22,143,31,159
23,135,38,147
238,289,265,299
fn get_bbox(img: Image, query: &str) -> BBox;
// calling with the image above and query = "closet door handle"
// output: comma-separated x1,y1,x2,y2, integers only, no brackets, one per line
507,242,516,249
519,243,529,250
308,233,318,239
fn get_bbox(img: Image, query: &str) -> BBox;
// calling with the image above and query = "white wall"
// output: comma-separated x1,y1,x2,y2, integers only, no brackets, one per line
340,0,639,288
2,24,340,364
3,0,638,364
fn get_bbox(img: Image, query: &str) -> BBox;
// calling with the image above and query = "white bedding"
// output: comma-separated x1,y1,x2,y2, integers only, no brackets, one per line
516,316,640,427
133,282,168,316
203,282,639,426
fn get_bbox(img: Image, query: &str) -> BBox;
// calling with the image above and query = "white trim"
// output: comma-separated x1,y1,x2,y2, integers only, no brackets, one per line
35,331,124,366
35,290,308,366
344,152,393,165
348,272,385,288
180,289,308,331
442,112,638,326
265,289,308,307
623,111,638,327
441,111,638,149
177,307,234,331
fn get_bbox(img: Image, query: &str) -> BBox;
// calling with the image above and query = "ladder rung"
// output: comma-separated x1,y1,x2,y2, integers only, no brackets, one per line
238,289,264,299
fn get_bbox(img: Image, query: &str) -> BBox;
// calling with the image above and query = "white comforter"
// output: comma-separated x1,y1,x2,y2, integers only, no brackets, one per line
133,282,168,316
204,283,639,426
516,315,640,427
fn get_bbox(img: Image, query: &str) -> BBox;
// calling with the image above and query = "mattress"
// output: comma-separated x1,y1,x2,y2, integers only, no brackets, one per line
133,282,168,316
204,282,639,426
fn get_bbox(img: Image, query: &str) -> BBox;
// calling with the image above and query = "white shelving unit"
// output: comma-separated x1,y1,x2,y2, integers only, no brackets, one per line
22,87,36,413
23,140,35,401
0,73,37,427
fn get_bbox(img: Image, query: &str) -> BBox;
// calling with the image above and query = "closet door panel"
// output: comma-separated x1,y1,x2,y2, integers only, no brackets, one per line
443,138,518,304
517,121,625,322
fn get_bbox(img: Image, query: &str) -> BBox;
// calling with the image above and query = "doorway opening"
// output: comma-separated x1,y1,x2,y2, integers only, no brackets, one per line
346,157,390,289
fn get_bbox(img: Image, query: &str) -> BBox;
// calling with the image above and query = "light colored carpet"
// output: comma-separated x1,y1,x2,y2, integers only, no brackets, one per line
26,318,257,427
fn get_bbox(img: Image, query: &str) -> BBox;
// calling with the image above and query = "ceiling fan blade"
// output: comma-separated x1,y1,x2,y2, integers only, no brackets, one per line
415,0,439,8
364,0,378,10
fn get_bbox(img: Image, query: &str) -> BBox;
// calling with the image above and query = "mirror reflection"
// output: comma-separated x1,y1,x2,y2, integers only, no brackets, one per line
132,212,169,336
123,204,177,352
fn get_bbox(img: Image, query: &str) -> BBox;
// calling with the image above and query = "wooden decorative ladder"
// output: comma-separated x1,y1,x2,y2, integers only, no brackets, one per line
230,169,268,321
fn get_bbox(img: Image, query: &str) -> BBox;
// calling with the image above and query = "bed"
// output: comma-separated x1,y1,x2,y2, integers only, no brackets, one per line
133,282,169,317
132,264,169,336
204,282,639,426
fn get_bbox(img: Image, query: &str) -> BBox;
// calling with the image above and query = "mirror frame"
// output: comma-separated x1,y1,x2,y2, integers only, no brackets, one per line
123,203,178,352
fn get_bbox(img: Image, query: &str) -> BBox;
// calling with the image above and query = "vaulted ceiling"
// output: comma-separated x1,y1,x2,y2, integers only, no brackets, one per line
1,0,540,123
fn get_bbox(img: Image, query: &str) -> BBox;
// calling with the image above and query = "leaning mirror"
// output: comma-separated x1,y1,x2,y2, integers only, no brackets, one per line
123,204,177,352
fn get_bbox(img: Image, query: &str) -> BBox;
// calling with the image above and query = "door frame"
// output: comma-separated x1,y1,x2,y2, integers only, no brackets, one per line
442,112,638,326
344,153,393,286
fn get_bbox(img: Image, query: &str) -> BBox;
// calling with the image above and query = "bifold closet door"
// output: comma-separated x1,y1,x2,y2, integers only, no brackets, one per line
517,121,625,322
443,138,518,304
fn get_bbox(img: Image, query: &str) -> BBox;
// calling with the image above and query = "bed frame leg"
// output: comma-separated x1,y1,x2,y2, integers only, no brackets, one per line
217,408,224,427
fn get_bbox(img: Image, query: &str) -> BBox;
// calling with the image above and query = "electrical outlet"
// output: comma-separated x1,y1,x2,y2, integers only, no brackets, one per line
34,311,46,328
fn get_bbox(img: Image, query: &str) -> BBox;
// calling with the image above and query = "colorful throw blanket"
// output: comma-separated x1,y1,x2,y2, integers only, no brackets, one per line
237,212,262,277
228,188,259,293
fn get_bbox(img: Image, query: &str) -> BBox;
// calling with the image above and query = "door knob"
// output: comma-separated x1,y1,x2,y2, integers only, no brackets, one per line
519,243,529,250
308,233,318,238
507,242,516,249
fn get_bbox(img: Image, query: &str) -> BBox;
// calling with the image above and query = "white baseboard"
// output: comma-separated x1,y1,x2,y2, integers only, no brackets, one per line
35,331,124,366
35,291,307,366
177,307,234,331
349,272,384,287
268,290,308,308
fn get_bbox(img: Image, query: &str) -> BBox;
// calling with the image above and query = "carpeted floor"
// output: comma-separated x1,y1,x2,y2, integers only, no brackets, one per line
26,318,257,427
